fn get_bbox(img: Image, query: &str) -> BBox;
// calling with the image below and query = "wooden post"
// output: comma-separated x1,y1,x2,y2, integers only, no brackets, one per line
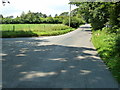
44,25,45,31
29,26,31,31
13,25,15,31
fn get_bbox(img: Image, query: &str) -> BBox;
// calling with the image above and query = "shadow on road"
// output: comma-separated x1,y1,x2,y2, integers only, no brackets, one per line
2,38,117,88
80,26,91,28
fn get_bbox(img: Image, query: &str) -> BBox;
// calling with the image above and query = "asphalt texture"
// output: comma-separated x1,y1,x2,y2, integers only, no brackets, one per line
2,24,119,88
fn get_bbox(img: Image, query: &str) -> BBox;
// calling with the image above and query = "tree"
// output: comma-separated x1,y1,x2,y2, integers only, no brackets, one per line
71,2,111,30
63,17,84,28
6,16,14,18
46,17,54,23
0,14,3,18
0,14,3,24
20,11,26,23
48,15,52,17
13,17,21,24
109,2,120,27
71,8,79,17
43,14,47,18
55,14,58,17
59,12,69,17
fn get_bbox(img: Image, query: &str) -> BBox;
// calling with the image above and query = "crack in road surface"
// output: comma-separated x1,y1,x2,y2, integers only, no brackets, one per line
2,24,119,88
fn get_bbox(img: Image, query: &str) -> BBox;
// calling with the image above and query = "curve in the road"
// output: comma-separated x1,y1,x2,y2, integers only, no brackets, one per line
2,24,119,88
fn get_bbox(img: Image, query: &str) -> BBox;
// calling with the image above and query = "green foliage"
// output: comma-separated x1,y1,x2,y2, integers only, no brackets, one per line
1,24,74,38
54,17,62,24
55,14,58,17
2,31,38,38
108,2,120,28
113,35,120,57
45,17,54,23
1,9,85,27
72,2,120,30
92,28,120,83
0,14,3,18
1,11,64,24
63,17,85,28
59,12,69,17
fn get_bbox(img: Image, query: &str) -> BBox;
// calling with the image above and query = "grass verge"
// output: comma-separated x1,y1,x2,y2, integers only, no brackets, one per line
92,28,120,83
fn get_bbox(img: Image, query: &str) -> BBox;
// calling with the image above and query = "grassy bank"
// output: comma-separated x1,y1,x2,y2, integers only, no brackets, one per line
0,24,75,38
92,28,120,83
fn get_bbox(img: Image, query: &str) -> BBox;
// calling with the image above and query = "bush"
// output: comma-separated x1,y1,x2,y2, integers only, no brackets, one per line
90,19,105,30
45,17,54,23
92,29,120,83
54,18,62,24
63,17,85,28
102,26,120,34
113,35,120,57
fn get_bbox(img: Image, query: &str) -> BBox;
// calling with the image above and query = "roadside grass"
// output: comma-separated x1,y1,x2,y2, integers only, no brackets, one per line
0,24,75,38
92,28,120,83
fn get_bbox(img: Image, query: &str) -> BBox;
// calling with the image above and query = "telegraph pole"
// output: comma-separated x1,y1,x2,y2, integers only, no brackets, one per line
69,4,71,27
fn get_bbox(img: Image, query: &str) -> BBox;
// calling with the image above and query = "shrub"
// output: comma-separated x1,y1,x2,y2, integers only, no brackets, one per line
45,17,54,23
63,17,85,28
113,35,120,57
92,29,120,83
90,19,105,30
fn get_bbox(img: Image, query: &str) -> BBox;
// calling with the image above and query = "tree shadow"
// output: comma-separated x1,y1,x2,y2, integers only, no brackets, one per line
2,39,118,88
80,26,92,28
84,30,91,32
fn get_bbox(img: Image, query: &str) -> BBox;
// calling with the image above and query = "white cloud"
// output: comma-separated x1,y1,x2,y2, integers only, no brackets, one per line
0,0,77,17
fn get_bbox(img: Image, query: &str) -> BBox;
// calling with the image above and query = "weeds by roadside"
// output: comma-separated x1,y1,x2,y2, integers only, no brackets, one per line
92,28,120,83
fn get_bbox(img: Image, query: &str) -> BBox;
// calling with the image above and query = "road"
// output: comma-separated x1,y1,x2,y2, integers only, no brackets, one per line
2,24,119,88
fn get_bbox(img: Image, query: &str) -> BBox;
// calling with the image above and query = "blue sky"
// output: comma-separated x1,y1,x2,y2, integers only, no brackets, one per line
0,0,77,17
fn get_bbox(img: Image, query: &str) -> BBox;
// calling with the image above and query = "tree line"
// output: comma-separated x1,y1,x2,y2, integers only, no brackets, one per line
0,11,63,24
0,10,85,28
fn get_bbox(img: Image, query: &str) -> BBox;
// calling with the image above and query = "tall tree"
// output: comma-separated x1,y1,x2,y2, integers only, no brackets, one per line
55,14,58,17
59,12,69,16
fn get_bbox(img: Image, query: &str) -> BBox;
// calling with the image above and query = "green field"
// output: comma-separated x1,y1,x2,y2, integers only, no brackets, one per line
0,24,75,38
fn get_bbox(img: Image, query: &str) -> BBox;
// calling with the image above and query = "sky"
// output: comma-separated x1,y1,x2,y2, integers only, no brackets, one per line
0,0,77,18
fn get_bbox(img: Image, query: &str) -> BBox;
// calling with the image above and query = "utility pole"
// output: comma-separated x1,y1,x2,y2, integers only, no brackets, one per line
69,4,71,27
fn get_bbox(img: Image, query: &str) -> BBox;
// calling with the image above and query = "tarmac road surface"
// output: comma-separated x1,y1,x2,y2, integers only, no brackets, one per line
2,24,119,88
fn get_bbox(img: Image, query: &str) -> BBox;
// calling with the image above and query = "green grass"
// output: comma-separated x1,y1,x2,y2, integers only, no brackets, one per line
0,24,75,38
92,28,120,83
